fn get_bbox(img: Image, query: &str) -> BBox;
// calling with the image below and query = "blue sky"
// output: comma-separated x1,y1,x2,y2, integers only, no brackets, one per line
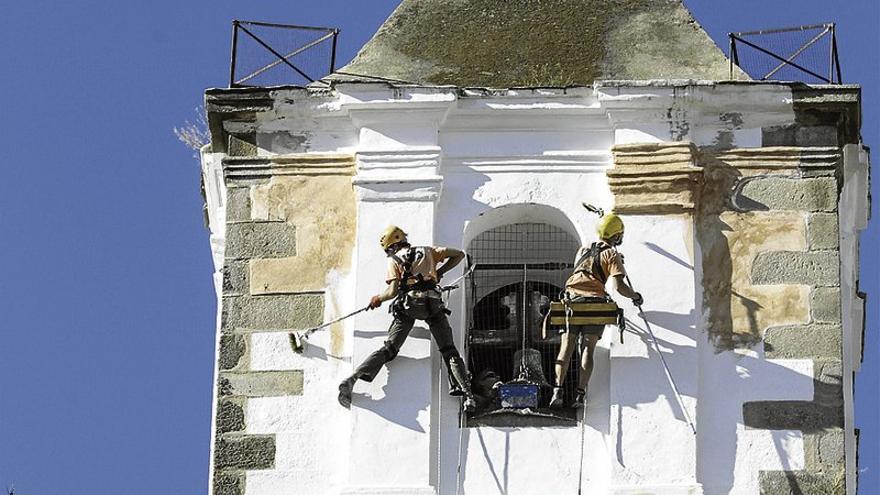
0,1,875,493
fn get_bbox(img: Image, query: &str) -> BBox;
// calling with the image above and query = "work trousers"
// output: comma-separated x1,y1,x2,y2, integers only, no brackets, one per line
354,298,459,382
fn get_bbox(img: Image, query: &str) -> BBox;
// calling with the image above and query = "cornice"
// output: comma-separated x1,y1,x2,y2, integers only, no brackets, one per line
608,142,703,214
223,153,355,181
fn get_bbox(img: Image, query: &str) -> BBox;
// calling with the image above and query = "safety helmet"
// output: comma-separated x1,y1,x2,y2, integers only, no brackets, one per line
380,225,408,251
596,213,624,240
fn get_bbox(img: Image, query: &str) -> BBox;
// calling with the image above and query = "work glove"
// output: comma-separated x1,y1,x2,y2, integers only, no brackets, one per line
631,293,644,307
368,295,382,310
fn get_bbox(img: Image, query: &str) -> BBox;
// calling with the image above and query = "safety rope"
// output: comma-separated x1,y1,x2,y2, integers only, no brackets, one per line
625,274,697,436
576,332,587,495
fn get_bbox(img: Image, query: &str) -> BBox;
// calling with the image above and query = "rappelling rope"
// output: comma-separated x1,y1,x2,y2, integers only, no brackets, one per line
625,274,697,436
576,333,587,495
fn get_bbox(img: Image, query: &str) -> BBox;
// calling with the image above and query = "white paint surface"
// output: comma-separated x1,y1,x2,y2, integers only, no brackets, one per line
198,81,866,495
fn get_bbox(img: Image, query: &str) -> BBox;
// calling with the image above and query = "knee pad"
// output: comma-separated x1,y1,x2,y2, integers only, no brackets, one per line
382,341,400,362
439,345,460,362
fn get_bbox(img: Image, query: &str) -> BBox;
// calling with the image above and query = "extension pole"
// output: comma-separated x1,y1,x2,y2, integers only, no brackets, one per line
625,275,697,435
289,305,370,352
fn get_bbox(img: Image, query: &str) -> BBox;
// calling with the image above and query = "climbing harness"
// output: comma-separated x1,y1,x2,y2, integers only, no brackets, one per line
289,305,370,353
626,274,697,436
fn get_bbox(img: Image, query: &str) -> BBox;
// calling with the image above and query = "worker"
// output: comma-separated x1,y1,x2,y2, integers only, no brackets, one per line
338,225,477,412
549,213,642,408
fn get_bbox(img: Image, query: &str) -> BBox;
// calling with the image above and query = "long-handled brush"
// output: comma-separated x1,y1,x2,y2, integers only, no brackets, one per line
289,305,370,353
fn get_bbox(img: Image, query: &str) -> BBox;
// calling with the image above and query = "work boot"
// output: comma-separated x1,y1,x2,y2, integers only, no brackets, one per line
572,388,587,409
549,386,564,409
448,356,477,410
338,376,357,409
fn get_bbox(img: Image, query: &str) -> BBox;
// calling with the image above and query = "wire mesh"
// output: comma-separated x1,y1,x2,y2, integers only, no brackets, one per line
466,223,581,418
231,21,337,87
731,24,840,84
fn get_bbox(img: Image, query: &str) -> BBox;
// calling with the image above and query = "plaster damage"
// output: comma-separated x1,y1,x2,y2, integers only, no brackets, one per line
199,79,868,495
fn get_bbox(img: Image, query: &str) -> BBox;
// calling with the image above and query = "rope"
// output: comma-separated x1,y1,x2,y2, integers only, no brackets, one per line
625,274,697,436
576,332,587,495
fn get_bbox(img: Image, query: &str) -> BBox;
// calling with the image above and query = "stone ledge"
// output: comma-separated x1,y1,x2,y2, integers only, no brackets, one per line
224,153,356,180
219,371,304,397
763,323,842,360
222,294,324,331
609,142,702,213
225,222,297,260
215,435,276,470
758,469,844,495
742,400,843,432
752,251,839,287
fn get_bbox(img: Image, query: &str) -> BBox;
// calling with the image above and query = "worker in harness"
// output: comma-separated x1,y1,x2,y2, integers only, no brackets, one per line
338,225,478,412
549,213,643,408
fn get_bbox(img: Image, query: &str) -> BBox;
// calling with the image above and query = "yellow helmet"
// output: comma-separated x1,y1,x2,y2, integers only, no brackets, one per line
380,225,408,250
596,213,624,240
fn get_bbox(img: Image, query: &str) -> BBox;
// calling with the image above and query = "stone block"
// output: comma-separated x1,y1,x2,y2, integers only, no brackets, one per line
213,471,244,495
221,294,323,331
796,126,839,147
752,251,839,287
759,470,844,495
219,371,304,397
222,261,249,296
228,134,257,157
742,400,843,432
216,398,245,435
735,177,838,212
814,360,843,407
763,323,842,360
807,213,839,250
817,429,845,467
226,187,252,222
219,334,246,370
810,287,841,323
215,435,275,470
225,222,296,260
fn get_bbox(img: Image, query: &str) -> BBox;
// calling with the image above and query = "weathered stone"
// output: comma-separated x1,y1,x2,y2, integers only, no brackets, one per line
222,261,249,296
216,398,246,434
763,323,842,360
752,251,839,287
215,436,275,470
228,134,257,157
759,470,845,495
811,287,841,323
735,177,838,212
219,334,246,371
219,371,304,397
222,294,323,331
213,471,244,495
225,223,296,260
226,187,252,223
817,430,845,467
807,213,839,250
742,400,844,432
814,360,843,407
796,126,839,147
218,376,233,397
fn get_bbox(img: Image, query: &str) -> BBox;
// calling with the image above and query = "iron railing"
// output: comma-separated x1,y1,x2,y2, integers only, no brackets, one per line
729,23,842,84
229,20,339,88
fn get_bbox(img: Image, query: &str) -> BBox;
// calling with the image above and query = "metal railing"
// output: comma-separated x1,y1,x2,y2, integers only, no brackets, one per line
729,23,842,84
229,20,339,88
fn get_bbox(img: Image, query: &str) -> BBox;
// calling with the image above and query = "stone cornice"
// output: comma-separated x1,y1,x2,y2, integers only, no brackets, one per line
223,153,355,181
608,142,703,214
707,147,840,174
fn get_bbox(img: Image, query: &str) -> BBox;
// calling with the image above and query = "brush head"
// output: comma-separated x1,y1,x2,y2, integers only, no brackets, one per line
289,332,305,353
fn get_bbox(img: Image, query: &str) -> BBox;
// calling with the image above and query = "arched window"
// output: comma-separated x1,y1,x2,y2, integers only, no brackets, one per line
466,222,582,425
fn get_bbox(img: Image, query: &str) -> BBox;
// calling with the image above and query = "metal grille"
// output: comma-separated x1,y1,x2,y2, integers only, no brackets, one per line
729,23,842,84
466,223,581,418
229,20,339,88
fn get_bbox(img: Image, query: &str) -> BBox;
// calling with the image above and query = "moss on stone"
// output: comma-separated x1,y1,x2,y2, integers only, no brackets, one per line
340,0,732,87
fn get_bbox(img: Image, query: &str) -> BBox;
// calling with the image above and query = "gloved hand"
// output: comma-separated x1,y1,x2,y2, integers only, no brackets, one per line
368,295,382,310
631,293,644,307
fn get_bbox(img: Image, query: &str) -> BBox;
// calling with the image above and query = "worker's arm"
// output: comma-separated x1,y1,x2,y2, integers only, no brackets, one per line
436,247,466,280
612,274,643,306
369,279,400,310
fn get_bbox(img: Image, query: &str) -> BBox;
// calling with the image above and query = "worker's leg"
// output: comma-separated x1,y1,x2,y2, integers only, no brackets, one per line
425,300,476,411
339,311,415,408
571,332,601,408
550,331,578,407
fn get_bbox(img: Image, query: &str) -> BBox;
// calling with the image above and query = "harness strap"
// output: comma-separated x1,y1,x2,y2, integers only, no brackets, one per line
573,242,612,284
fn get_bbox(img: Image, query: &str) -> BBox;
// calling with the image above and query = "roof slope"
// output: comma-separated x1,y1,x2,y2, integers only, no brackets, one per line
337,0,733,87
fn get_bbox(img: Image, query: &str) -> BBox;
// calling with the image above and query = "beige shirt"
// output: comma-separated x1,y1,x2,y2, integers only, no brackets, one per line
565,243,626,297
385,246,449,286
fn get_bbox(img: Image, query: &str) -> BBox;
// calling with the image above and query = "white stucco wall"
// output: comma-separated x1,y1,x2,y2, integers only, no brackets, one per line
202,81,864,495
